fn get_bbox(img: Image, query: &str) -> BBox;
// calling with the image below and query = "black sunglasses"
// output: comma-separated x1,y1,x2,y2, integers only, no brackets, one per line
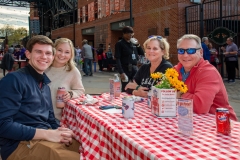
148,35,162,40
177,48,201,55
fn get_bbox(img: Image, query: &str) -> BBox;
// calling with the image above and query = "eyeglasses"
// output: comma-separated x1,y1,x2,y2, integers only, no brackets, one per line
148,35,162,40
177,48,201,55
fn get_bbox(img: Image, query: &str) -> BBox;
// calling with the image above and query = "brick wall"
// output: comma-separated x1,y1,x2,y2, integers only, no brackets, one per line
52,0,194,65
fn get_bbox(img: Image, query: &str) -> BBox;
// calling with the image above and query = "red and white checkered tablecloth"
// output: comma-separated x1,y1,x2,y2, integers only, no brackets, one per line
61,93,240,160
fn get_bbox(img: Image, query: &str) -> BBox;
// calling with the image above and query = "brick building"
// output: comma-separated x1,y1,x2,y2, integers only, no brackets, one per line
29,3,40,37
51,0,198,65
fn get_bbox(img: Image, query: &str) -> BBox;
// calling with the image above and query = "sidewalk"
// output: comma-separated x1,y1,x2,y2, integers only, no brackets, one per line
223,79,240,120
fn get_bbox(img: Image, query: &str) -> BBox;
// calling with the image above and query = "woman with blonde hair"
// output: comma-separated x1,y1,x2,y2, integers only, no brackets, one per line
125,36,172,97
45,38,85,122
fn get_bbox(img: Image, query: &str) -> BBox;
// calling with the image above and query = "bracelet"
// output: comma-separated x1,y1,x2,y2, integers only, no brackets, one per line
136,85,140,90
68,91,73,98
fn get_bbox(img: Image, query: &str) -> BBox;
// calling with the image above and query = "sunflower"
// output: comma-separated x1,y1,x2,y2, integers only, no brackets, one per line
152,68,188,94
150,72,162,80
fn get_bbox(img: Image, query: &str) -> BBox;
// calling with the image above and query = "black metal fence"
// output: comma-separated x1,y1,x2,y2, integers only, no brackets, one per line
185,0,240,78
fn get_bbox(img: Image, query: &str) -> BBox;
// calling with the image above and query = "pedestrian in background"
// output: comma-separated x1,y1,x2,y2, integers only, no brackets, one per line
96,44,104,72
45,38,85,123
0,47,14,76
20,45,27,59
201,37,210,61
81,39,93,76
208,42,219,68
106,43,114,71
115,26,144,92
221,37,238,83
14,47,21,59
75,46,82,69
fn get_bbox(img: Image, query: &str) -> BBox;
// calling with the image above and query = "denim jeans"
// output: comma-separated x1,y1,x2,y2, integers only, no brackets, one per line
75,56,81,64
84,58,93,75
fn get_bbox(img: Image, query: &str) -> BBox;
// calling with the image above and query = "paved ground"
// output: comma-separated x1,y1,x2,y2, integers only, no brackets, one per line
223,79,240,120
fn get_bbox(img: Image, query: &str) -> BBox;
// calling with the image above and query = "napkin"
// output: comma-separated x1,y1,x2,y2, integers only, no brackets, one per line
85,94,98,105
76,94,99,105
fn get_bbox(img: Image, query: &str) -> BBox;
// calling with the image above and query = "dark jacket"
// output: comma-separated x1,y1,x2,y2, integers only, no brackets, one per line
134,59,173,88
1,48,14,70
126,59,173,94
201,42,210,61
115,39,144,74
0,66,59,160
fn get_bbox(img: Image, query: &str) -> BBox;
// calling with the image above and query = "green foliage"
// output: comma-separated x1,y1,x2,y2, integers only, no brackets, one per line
155,76,172,89
0,24,28,46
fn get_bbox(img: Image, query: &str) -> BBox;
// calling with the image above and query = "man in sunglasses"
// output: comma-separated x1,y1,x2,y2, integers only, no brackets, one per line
174,34,237,121
115,26,144,92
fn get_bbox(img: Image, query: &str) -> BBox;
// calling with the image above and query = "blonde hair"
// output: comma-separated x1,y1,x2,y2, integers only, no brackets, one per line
54,38,76,71
177,34,202,49
143,36,170,59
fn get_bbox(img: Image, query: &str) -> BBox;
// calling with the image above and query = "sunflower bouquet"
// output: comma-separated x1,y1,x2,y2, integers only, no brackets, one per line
150,68,188,94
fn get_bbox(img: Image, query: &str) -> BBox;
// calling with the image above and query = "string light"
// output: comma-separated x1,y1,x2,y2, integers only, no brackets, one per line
0,6,29,29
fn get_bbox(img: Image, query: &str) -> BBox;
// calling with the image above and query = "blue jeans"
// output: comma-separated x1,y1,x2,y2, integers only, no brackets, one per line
75,56,81,64
84,58,93,75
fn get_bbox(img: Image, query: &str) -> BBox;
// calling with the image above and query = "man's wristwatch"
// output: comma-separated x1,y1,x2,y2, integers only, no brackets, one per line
68,91,73,98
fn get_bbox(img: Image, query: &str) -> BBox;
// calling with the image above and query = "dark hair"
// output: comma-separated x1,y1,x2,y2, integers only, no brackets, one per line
99,44,103,47
26,35,53,52
122,26,133,34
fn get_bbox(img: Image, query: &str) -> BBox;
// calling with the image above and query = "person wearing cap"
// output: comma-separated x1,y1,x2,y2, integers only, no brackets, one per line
174,34,237,121
115,26,144,92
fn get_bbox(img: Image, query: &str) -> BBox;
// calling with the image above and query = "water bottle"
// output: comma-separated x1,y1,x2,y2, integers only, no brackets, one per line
109,74,121,100
114,74,121,97
114,74,120,82
19,55,21,60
